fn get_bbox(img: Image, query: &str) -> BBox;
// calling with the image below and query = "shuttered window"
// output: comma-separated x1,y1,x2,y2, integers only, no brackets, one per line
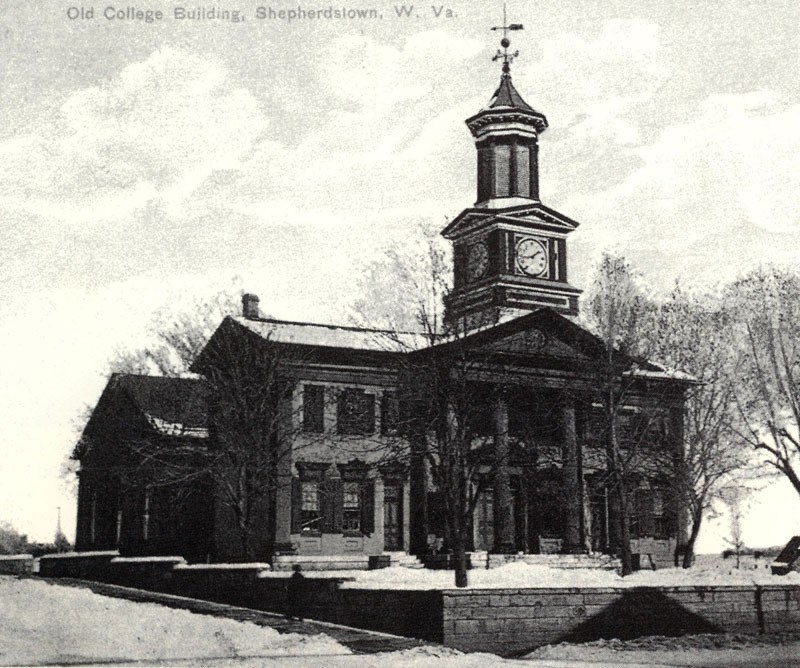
630,485,655,538
360,480,375,535
337,388,375,435
302,385,325,433
381,391,399,435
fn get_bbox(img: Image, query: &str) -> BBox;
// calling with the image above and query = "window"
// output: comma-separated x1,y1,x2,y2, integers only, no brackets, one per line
381,391,399,435
303,385,325,433
630,483,655,539
342,481,361,532
300,481,321,533
292,462,329,535
337,460,375,536
337,388,375,435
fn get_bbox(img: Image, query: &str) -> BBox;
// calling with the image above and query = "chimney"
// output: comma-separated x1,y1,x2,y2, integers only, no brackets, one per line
242,293,260,319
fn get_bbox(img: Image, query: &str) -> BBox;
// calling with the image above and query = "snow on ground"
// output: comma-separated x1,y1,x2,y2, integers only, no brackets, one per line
4,575,800,667
527,635,800,667
0,576,348,665
331,559,800,590
0,577,528,667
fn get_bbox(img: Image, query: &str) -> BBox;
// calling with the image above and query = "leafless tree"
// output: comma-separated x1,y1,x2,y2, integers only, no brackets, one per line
581,253,658,575
107,284,242,376
645,285,751,567
725,267,800,498
76,287,328,561
720,485,750,568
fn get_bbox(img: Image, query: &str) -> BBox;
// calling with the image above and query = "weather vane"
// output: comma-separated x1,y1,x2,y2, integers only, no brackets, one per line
490,3,523,74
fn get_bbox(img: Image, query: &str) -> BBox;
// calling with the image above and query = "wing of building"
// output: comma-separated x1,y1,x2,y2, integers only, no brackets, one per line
74,43,695,569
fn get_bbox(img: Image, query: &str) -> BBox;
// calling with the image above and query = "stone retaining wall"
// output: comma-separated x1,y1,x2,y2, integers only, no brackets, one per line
38,551,118,579
35,552,800,656
0,554,34,575
441,585,800,655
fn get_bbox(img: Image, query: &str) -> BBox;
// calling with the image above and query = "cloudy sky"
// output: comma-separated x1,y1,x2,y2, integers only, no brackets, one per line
0,1,798,550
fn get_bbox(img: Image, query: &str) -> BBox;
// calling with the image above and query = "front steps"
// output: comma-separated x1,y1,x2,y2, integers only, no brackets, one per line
473,551,621,572
271,552,424,571
272,551,619,572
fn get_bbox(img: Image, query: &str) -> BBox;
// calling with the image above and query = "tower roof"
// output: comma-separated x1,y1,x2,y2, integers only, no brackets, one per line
485,73,534,112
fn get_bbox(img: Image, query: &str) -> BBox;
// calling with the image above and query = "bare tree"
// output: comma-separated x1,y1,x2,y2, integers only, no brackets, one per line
720,485,750,568
350,222,450,338
76,285,327,562
107,283,242,376
581,253,656,576
725,267,800,497
353,232,503,587
645,285,750,567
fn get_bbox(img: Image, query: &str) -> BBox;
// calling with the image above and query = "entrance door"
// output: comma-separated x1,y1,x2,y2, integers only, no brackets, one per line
383,484,403,550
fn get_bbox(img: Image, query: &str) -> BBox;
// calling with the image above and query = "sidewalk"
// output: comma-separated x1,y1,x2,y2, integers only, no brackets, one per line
43,577,430,655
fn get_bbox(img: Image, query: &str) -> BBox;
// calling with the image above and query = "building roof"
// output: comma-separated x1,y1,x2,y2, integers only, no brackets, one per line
230,315,430,353
113,374,209,437
624,366,699,383
486,73,535,112
465,73,549,135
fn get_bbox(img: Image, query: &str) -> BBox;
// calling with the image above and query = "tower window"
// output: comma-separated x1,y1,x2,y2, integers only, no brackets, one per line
477,147,492,202
494,144,511,197
513,145,530,197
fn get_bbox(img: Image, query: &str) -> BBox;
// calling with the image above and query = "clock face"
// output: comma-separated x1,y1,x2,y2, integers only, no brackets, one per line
466,241,489,281
516,237,548,277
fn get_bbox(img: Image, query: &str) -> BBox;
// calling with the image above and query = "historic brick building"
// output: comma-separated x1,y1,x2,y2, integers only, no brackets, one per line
75,41,691,567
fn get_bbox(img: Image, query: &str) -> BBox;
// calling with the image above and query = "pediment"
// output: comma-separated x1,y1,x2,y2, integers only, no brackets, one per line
442,309,612,369
442,202,580,240
481,326,590,362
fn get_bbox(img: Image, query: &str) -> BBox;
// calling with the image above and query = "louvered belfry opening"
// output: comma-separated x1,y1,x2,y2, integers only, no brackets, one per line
476,136,539,202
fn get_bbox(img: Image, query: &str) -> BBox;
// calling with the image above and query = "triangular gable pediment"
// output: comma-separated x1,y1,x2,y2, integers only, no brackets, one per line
442,202,580,240
458,309,602,366
481,326,590,362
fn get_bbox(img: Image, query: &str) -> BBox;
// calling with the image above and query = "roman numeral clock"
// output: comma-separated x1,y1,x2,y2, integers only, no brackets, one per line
443,27,582,330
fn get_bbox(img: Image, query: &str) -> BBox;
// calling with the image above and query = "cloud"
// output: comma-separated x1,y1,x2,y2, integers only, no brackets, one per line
566,90,800,290
0,48,268,224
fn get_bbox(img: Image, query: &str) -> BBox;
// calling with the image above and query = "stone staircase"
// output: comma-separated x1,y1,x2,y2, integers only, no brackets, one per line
271,552,424,572
384,551,425,568
473,551,622,572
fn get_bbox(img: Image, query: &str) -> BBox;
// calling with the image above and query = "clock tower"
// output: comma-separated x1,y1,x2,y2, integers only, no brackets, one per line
443,26,581,330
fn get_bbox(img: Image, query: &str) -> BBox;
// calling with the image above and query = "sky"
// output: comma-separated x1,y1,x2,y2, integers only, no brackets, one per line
0,1,798,551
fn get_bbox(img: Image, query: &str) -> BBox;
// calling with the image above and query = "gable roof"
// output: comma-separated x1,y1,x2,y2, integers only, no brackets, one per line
193,309,696,389
228,315,428,353
109,374,208,437
407,308,697,385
